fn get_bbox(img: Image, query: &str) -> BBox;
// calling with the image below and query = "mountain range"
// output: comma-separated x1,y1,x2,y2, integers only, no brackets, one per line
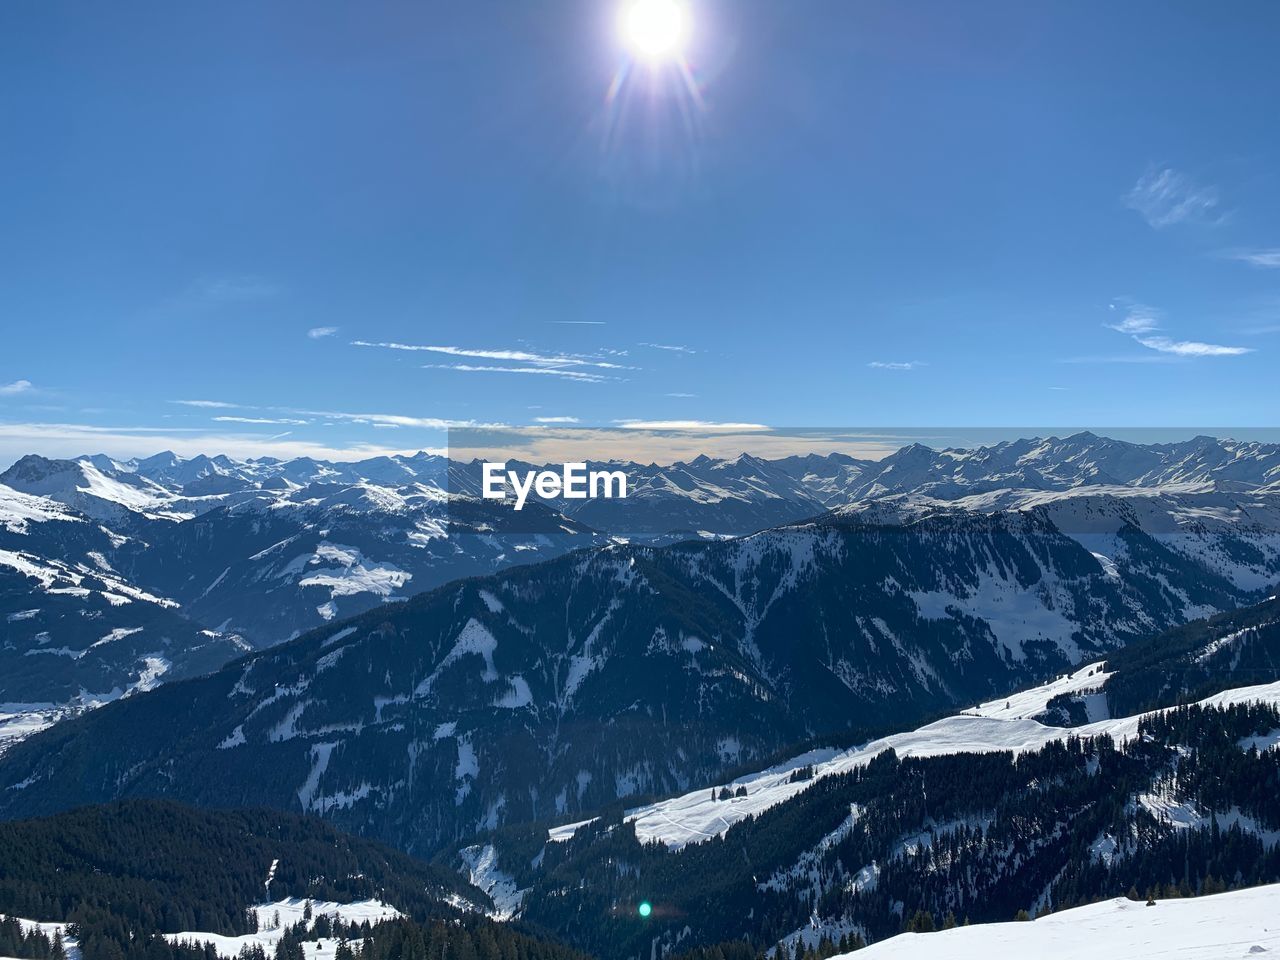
1,486,1276,852
2,433,1279,958
4,433,1280,710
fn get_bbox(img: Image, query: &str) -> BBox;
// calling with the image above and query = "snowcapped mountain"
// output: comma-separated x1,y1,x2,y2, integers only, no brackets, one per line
0,455,190,522
2,434,1278,815
0,482,248,705
113,480,605,644
832,484,1280,593
10,432,1280,538
1,454,608,649
838,433,1280,500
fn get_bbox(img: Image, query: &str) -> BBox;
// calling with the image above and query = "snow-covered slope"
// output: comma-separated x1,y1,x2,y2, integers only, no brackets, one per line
566,667,1279,850
835,485,1280,593
0,456,187,521
0,483,248,706
494,607,1280,958
850,883,1280,959
164,897,401,960
1,914,81,960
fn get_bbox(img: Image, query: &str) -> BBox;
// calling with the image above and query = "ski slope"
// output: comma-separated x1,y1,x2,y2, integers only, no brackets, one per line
851,883,1280,959
546,664,1280,850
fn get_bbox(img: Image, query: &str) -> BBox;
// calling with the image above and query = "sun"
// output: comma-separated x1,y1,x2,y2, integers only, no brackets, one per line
619,0,690,63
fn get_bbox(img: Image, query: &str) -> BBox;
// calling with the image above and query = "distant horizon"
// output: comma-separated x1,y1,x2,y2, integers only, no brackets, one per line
5,426,1280,473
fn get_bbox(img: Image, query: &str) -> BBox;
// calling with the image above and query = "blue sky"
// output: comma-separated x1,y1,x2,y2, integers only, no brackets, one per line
2,0,1279,464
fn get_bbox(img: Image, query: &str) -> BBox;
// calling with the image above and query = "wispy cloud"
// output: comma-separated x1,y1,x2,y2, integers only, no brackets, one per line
1125,167,1220,229
177,398,489,429
0,379,33,396
547,320,606,325
1106,302,1161,334
294,409,484,429
665,392,698,398
307,326,339,339
867,361,925,370
213,416,310,426
424,364,610,383
1223,248,1280,269
533,416,580,423
172,399,239,409
641,342,696,354
614,419,770,431
1133,336,1251,357
1101,300,1252,359
354,341,628,370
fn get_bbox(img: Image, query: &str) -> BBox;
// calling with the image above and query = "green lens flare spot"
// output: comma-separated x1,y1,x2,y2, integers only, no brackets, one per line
638,901,653,918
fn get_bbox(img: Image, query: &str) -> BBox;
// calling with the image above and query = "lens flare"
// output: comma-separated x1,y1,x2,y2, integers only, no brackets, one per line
619,0,689,62
597,0,708,192
638,901,653,918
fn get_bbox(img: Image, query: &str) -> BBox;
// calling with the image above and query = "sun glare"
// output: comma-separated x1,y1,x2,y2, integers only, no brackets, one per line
619,0,690,62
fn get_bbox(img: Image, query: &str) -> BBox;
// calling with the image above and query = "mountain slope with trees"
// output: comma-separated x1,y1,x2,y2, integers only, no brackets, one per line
0,500,1273,854
0,800,587,960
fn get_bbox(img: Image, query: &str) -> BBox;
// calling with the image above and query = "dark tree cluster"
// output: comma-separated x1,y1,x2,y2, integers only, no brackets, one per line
507,703,1280,957
0,801,581,960
0,916,68,960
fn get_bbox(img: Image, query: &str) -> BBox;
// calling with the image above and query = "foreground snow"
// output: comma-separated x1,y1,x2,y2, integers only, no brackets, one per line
547,664,1280,850
851,883,1280,959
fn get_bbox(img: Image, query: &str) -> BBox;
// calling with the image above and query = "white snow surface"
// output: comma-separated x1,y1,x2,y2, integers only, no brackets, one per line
548,665,1280,850
0,915,81,960
459,844,526,920
0,705,61,754
164,898,401,960
0,484,81,533
0,691,130,756
849,883,1280,959
961,661,1112,719
294,543,411,599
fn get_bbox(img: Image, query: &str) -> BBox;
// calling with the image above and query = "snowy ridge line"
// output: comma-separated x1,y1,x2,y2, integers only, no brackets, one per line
846,881,1280,959
546,665,1280,850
